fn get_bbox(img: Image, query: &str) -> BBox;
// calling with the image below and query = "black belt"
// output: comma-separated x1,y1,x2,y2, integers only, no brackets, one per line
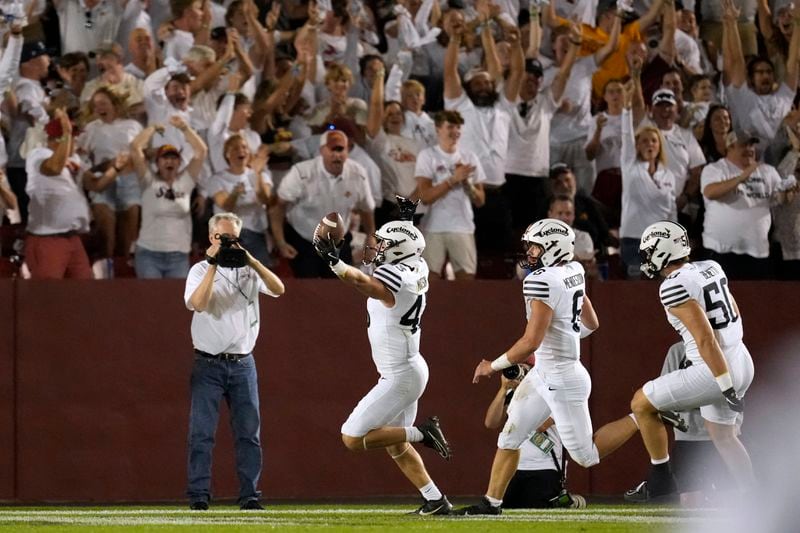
194,349,249,361
29,231,79,238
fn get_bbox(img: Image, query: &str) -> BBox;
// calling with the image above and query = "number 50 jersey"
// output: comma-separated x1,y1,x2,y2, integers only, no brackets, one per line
523,262,586,365
659,260,743,366
367,258,430,375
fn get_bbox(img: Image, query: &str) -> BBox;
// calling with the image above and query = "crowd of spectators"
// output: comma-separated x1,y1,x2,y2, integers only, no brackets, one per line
0,0,798,280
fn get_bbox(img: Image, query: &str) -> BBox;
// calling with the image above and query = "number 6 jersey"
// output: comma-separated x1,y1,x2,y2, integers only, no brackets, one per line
659,260,743,366
368,258,430,375
523,262,586,365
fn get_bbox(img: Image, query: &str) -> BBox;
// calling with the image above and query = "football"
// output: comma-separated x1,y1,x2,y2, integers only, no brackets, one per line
313,212,346,245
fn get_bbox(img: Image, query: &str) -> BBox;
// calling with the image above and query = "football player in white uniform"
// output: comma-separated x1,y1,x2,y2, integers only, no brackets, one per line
625,220,755,502
313,198,454,516
456,218,632,515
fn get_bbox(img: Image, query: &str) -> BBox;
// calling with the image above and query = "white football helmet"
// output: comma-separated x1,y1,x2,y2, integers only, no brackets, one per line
639,221,691,278
364,220,426,266
521,218,575,268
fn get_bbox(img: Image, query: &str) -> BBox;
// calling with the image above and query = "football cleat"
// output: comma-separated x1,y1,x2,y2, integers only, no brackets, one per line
409,496,453,516
658,410,689,432
453,497,502,516
240,500,264,510
418,416,452,460
624,480,678,504
189,501,209,510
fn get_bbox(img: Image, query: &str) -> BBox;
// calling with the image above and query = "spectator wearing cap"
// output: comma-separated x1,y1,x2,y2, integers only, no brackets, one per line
545,16,620,196
619,80,677,279
129,115,208,278
54,0,125,55
586,79,625,226
443,12,519,269
721,0,800,162
125,28,160,80
24,109,93,279
544,0,665,100
7,40,50,223
415,109,486,280
77,86,143,263
270,129,376,278
162,0,210,63
80,42,145,112
700,129,794,279
634,85,706,216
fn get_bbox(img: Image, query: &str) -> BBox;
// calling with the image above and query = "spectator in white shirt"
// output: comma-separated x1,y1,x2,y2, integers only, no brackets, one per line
130,116,208,278
125,27,160,79
25,110,93,279
547,194,597,278
270,129,376,278
773,131,800,279
680,74,717,139
208,135,272,266
162,0,209,63
620,81,678,279
400,80,436,148
701,128,795,279
55,53,90,100
80,41,145,114
721,0,800,164
78,86,143,262
305,62,369,131
54,0,124,55
208,74,261,174
586,78,625,226
415,110,486,280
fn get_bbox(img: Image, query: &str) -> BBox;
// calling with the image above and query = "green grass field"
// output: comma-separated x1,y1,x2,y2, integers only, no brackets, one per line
0,504,714,532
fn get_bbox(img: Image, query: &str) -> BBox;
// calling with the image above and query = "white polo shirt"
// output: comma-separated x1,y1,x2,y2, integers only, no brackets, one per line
184,261,278,355
277,156,375,242
57,0,123,54
444,92,510,186
414,144,486,233
701,159,782,257
25,148,90,235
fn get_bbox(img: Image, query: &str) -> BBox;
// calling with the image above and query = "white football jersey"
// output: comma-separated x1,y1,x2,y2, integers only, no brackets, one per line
367,258,430,374
659,260,744,366
523,262,586,364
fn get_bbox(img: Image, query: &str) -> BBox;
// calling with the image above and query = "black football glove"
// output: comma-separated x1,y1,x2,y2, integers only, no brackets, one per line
722,388,744,413
313,235,342,266
396,195,420,221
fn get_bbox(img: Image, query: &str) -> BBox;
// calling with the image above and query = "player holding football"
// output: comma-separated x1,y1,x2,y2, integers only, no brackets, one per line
624,220,755,502
456,218,635,515
313,197,454,516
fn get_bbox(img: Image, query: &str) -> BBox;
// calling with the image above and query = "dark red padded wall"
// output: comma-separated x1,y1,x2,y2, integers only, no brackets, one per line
0,280,15,500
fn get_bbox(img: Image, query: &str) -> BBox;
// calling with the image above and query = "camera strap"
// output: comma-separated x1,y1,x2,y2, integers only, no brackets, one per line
546,430,567,488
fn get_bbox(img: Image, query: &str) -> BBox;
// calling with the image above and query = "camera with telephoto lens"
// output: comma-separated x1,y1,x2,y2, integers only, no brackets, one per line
216,233,248,268
502,364,529,381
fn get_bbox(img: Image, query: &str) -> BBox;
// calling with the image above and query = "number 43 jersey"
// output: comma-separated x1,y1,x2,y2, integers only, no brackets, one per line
523,262,586,365
367,258,430,374
659,260,743,366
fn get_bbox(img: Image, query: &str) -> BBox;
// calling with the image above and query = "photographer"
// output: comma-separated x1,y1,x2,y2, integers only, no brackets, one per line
184,212,285,511
484,363,586,509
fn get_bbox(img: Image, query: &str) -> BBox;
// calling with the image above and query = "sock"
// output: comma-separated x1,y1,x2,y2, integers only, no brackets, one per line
485,495,503,507
420,481,443,501
628,413,639,428
647,457,676,495
405,427,424,443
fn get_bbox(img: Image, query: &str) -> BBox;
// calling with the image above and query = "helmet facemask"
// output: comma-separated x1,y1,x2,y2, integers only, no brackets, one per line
363,237,391,266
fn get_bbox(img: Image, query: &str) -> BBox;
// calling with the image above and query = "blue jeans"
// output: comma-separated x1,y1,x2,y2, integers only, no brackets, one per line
621,238,643,280
134,246,190,279
187,354,262,505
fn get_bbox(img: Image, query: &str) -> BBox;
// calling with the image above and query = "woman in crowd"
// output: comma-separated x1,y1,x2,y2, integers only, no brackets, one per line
699,104,733,164
130,116,207,278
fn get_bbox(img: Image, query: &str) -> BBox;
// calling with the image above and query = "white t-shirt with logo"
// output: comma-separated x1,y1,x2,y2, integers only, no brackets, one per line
138,171,194,253
725,83,795,144
414,145,486,233
701,159,782,257
585,112,622,173
367,130,425,208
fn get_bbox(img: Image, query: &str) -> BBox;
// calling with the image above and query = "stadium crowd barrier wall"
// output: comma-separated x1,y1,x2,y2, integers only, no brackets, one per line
0,279,797,503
